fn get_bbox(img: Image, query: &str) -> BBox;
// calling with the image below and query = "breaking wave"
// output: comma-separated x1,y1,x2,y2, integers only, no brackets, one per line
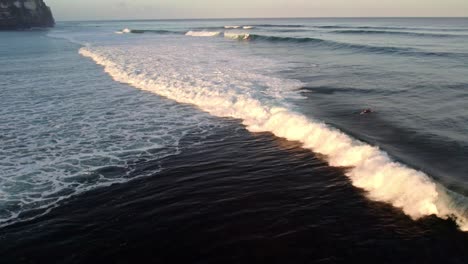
224,32,251,40
185,31,221,37
79,45,468,232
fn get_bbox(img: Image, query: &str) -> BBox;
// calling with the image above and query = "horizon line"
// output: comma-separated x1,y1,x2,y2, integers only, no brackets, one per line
56,16,468,23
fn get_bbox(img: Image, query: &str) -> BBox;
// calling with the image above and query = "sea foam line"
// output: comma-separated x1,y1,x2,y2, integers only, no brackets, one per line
79,48,468,231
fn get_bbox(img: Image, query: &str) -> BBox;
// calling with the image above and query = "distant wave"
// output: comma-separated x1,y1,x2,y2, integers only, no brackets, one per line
317,25,468,32
224,25,255,29
301,86,389,95
273,29,311,33
317,25,418,30
254,24,305,28
185,31,221,37
224,32,251,40
116,28,181,34
331,30,465,38
246,34,324,44
116,29,468,59
233,34,468,59
191,25,255,30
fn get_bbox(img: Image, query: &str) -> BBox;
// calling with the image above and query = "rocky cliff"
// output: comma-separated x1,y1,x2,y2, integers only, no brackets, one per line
0,0,54,30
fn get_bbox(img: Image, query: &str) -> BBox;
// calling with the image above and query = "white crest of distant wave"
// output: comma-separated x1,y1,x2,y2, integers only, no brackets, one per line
185,31,221,37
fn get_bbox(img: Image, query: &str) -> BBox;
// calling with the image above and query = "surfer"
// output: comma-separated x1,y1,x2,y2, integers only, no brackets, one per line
360,108,373,115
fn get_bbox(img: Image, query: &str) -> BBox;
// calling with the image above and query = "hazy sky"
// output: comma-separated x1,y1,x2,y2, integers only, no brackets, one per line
46,0,468,21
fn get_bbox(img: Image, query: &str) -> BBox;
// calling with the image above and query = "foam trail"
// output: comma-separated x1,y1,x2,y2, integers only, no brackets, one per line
225,26,241,29
186,31,221,37
79,47,468,231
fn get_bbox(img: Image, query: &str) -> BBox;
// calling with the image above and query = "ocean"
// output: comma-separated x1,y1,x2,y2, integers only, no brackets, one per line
1,18,468,263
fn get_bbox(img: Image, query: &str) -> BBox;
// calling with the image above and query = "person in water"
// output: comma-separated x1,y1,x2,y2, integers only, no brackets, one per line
360,108,373,115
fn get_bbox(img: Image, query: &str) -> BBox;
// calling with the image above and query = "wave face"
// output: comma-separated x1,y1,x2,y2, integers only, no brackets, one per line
76,34,468,231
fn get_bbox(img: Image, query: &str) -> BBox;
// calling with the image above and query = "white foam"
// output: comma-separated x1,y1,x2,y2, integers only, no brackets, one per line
224,26,241,29
78,42,468,231
0,35,230,227
243,26,254,29
185,31,221,37
224,32,250,40
115,28,132,34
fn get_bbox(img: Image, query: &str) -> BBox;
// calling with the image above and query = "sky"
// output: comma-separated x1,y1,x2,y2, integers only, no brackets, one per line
46,0,468,21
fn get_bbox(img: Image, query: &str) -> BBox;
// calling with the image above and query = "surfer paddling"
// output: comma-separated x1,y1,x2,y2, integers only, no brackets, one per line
360,108,373,115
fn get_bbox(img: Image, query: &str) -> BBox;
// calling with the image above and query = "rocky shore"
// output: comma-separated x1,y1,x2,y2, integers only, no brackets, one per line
0,0,54,30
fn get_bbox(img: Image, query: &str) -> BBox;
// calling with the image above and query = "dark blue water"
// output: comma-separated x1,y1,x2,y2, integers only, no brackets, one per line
1,18,468,263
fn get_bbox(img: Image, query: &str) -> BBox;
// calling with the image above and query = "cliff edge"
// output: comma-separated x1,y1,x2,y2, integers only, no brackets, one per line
0,0,54,30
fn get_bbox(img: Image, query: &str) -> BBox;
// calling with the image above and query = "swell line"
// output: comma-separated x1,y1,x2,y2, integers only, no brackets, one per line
331,30,465,38
115,29,468,62
316,25,468,32
235,34,467,58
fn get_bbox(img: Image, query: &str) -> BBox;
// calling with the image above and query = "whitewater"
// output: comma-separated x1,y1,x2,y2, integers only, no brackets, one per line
75,31,468,231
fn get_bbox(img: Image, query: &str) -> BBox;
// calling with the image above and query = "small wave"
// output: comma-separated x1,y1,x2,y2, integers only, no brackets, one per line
254,24,305,28
227,34,411,54
186,31,221,37
301,86,379,95
274,29,310,33
196,26,254,30
246,34,323,43
317,25,468,32
116,28,180,35
224,32,251,40
331,30,464,38
232,34,467,58
318,25,406,30
117,28,132,34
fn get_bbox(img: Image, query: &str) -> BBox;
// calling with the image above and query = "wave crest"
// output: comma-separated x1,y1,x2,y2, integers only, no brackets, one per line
186,31,221,37
79,46,468,231
224,32,251,40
